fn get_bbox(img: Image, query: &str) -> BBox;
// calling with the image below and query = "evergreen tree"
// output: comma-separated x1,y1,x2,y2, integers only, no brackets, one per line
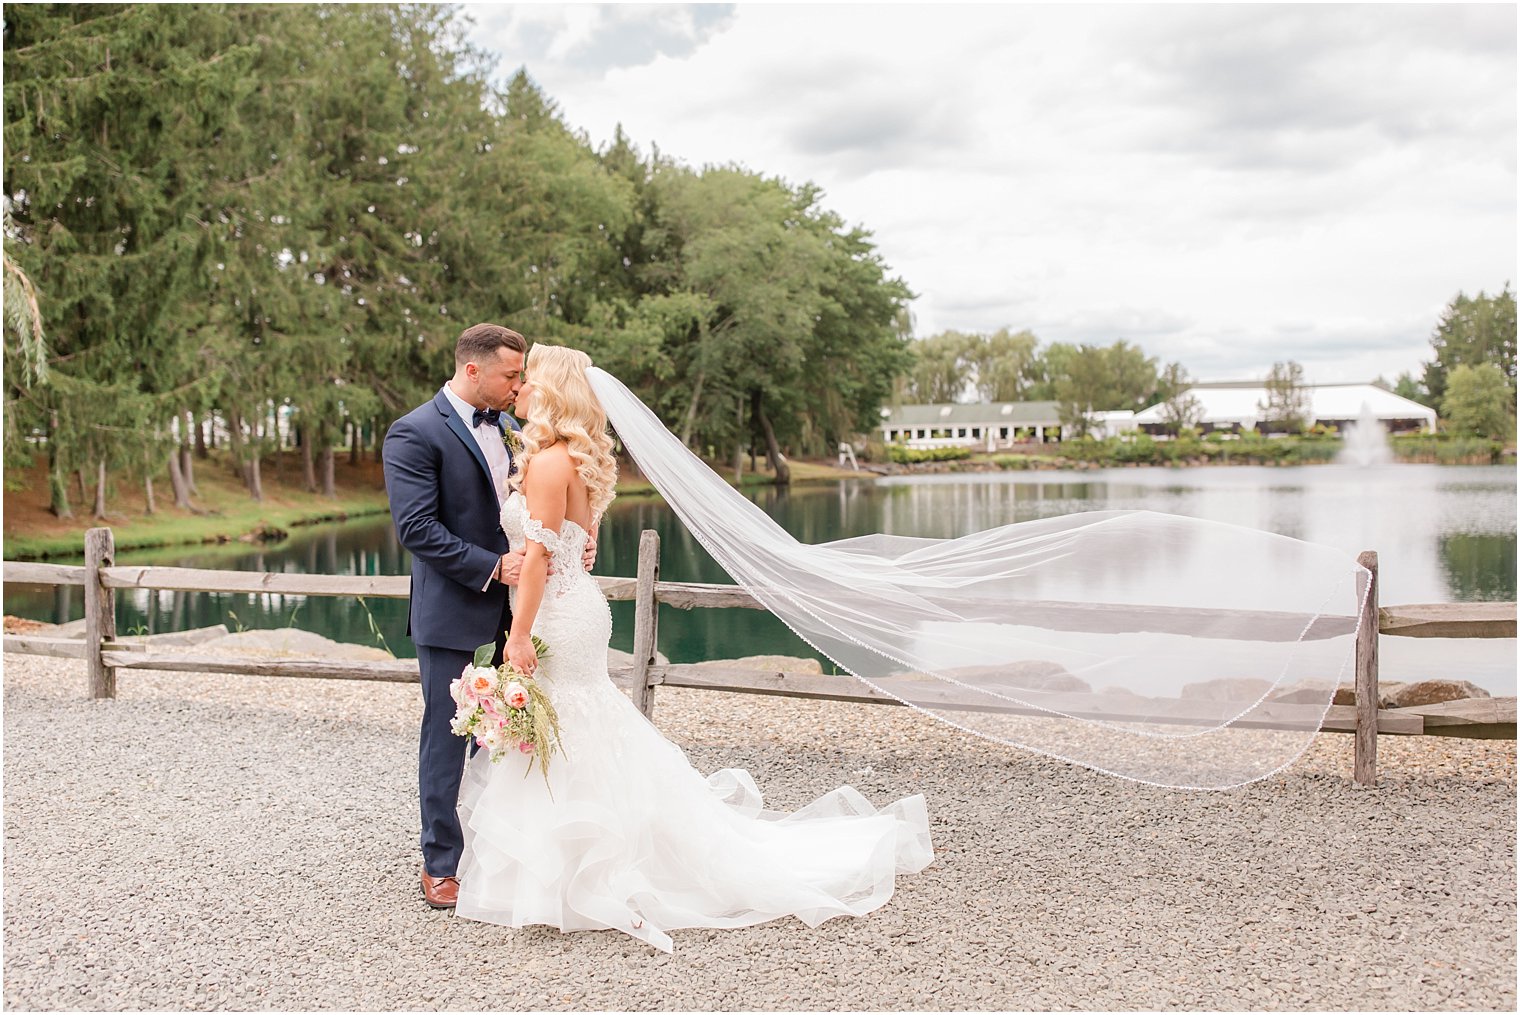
1422,285,1517,405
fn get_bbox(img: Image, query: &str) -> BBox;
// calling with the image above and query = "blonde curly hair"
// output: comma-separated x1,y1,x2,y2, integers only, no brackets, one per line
512,344,618,519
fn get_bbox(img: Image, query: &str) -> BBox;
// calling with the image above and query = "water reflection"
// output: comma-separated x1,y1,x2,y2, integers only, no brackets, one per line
4,465,1513,692
1440,534,1518,602
4,516,415,657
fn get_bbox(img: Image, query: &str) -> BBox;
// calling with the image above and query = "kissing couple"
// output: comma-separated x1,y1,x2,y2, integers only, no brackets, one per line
383,324,932,954
384,323,1365,953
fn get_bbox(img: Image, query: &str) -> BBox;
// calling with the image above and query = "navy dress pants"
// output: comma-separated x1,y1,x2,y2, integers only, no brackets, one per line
417,603,510,878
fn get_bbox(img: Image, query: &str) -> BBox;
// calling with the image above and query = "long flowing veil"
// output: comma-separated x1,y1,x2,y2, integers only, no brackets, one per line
588,367,1369,789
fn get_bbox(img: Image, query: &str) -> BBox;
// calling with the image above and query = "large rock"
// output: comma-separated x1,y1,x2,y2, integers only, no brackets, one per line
607,647,669,671
1383,679,1493,708
683,654,823,675
1269,683,1356,706
1269,681,1415,708
1180,677,1273,702
50,618,90,638
189,629,394,662
939,660,1091,694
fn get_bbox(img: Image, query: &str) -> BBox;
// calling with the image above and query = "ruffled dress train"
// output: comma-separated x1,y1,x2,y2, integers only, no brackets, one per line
454,494,933,952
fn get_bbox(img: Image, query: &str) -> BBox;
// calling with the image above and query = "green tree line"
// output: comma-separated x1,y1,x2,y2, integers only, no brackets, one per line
903,284,1516,441
895,328,1199,437
3,3,912,515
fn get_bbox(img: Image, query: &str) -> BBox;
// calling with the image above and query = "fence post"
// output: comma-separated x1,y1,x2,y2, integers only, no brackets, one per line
1354,550,1379,787
84,527,118,700
630,529,661,719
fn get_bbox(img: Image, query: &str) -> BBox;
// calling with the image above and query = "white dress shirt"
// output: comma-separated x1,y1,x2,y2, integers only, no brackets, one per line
442,383,514,590
442,383,514,506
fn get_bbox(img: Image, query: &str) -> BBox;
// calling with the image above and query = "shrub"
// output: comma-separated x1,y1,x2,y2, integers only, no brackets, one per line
1390,434,1503,464
1110,434,1159,465
886,445,973,464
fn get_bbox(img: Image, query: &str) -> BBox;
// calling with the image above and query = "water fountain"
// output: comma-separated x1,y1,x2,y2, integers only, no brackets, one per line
1335,402,1394,467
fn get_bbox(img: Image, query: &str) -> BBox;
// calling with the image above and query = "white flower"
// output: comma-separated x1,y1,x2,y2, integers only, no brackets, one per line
466,666,499,699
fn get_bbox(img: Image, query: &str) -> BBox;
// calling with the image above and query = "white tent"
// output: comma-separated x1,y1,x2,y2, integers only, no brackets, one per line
1134,383,1437,433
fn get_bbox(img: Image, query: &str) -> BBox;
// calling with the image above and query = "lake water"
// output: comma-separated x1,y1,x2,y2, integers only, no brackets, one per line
4,464,1514,694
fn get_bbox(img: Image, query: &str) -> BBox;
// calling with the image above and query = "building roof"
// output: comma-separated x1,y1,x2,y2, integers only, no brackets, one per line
881,401,1062,428
1133,383,1438,426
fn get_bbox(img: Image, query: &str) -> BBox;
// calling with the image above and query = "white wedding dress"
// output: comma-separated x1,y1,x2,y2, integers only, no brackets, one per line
454,492,934,952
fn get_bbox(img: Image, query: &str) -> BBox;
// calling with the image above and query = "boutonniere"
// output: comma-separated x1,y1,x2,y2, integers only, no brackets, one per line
503,428,523,456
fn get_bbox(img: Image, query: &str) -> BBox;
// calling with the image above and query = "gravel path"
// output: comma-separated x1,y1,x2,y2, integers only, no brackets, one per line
3,654,1514,1011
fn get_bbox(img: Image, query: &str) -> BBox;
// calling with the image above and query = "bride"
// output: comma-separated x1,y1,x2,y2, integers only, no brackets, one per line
455,343,1364,949
454,344,934,953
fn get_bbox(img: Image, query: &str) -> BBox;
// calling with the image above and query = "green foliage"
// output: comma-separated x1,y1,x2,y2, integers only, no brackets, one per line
1056,431,1345,466
902,328,1038,403
2,4,914,501
1441,363,1516,441
990,454,1067,470
1390,433,1504,463
1393,372,1430,406
1154,362,1203,434
901,331,975,403
355,596,394,657
1257,361,1309,434
1040,341,1158,437
1422,284,1516,405
887,445,972,464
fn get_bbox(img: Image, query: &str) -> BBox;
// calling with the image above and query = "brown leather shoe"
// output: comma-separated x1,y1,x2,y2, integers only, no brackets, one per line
421,870,459,909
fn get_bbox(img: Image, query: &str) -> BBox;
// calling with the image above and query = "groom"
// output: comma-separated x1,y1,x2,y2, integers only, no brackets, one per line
382,323,593,909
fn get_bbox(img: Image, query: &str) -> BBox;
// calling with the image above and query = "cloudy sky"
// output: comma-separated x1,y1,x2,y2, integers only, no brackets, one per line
462,2,1515,384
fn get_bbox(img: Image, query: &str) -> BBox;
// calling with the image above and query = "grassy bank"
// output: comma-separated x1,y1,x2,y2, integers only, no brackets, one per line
2,451,866,560
2,450,395,560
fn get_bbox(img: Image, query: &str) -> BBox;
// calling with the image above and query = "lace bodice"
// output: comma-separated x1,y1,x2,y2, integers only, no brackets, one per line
500,491,610,702
501,492,593,600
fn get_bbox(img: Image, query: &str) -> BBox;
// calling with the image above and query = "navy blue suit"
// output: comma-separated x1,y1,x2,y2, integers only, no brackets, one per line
382,389,519,878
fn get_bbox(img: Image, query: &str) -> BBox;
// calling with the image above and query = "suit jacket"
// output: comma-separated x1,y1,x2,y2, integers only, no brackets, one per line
382,389,519,651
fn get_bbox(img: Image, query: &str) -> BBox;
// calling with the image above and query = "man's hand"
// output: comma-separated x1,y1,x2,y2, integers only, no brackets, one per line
582,533,597,572
497,548,527,586
499,547,557,585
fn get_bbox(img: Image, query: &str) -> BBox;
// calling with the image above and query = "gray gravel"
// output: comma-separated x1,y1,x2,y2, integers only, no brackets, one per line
3,654,1514,1011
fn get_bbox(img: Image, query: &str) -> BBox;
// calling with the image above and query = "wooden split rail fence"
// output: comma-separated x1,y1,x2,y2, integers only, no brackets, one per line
4,528,1515,787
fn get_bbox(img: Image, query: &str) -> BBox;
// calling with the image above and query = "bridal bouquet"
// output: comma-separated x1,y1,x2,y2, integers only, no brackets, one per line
450,635,565,786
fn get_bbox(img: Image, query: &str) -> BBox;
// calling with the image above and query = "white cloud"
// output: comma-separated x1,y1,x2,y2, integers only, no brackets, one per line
462,2,1515,385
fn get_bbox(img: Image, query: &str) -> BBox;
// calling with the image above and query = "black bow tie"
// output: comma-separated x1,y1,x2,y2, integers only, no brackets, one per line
471,407,500,429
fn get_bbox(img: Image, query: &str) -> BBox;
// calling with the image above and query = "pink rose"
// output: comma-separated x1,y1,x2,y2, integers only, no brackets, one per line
504,682,529,710
517,739,536,755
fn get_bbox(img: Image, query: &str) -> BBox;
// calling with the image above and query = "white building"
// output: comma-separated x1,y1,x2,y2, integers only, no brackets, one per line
1132,382,1437,434
879,402,1141,450
879,401,1064,450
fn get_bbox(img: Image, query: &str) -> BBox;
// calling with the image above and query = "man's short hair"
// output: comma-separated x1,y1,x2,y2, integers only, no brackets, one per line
455,323,526,367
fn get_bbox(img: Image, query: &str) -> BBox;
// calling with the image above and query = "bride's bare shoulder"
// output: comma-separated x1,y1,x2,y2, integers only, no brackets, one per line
523,443,573,486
